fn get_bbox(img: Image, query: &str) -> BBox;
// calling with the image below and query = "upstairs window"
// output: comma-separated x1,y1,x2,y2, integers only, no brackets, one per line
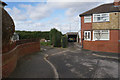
84,31,91,41
93,30,109,41
93,13,109,22
84,16,91,23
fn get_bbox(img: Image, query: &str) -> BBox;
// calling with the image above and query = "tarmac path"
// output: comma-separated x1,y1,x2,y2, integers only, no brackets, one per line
9,43,119,78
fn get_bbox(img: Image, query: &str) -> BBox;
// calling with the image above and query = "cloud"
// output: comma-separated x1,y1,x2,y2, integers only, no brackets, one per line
47,0,112,2
4,0,114,2
5,7,27,21
5,1,114,33
19,3,54,20
4,0,46,2
5,8,11,12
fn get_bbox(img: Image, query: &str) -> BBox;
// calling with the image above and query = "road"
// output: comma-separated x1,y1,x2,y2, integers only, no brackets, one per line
9,43,119,78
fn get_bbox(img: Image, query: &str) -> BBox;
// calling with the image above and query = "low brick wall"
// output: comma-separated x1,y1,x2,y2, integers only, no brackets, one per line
2,41,40,78
83,41,119,53
2,42,16,53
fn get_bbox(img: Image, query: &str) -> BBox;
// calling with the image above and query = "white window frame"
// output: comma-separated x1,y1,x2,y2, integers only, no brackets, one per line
84,31,91,41
84,16,91,23
93,13,110,22
93,30,110,41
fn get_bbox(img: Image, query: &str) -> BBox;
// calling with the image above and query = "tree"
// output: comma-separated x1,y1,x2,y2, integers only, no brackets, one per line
61,35,68,48
2,8,15,47
49,28,62,47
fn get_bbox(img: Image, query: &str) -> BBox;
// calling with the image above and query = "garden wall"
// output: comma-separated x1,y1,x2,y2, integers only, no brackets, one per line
2,41,40,78
83,41,119,53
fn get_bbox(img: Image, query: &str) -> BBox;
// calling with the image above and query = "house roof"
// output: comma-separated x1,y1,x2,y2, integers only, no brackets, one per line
66,32,78,35
79,3,120,17
0,1,7,6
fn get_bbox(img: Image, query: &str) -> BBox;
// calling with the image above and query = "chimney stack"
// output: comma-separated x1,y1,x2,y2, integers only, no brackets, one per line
0,1,7,8
114,0,120,6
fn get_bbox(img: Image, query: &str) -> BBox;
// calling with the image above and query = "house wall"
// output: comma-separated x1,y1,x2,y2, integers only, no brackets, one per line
118,12,120,29
81,16,93,45
2,41,40,78
83,30,119,53
92,12,120,30
118,30,120,53
81,15,119,53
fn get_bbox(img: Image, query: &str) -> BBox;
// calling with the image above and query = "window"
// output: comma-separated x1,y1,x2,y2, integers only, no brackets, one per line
93,30,109,41
93,13,109,22
84,31,91,41
84,16,91,23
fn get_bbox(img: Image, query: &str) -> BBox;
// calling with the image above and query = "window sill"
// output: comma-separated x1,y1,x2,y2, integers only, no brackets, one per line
93,21,110,23
84,22,92,23
84,40,91,41
92,40,109,41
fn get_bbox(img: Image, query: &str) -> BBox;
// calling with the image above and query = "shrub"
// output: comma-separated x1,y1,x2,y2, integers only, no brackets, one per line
49,28,62,47
54,31,62,47
2,8,15,46
61,35,68,48
16,31,50,40
40,42,51,46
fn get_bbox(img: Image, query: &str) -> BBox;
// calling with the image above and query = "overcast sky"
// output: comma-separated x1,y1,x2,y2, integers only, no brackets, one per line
5,0,114,34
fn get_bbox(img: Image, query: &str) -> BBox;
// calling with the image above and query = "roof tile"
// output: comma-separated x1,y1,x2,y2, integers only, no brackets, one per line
80,3,120,17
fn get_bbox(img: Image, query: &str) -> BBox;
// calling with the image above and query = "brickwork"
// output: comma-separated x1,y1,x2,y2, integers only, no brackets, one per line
2,41,40,78
81,15,119,53
92,12,120,30
2,42,16,53
83,30,119,53
81,16,92,46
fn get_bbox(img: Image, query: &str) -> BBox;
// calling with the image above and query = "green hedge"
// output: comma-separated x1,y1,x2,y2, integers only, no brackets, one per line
16,29,68,48
61,35,68,48
16,31,50,40
40,42,51,46
49,28,62,47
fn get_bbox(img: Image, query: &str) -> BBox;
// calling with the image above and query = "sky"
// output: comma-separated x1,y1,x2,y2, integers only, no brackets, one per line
4,0,114,34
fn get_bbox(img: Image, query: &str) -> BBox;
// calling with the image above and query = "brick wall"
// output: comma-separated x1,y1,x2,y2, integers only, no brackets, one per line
83,30,119,53
81,16,119,53
92,12,119,30
83,41,119,53
2,42,16,53
118,30,120,53
81,16,92,45
2,41,40,78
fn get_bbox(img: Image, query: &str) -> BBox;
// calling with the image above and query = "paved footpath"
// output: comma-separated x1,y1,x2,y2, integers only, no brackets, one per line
9,43,119,78
9,52,55,78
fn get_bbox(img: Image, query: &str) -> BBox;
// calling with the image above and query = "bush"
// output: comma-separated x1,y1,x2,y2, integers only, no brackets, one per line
2,8,15,46
16,31,50,40
40,42,51,46
49,28,62,47
61,35,68,48
54,31,62,47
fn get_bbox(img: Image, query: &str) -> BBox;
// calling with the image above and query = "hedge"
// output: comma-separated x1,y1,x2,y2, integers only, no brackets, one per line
16,31,50,40
61,35,68,48
49,28,62,47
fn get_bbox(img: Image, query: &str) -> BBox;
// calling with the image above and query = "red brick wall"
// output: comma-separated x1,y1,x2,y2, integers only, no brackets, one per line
2,41,40,78
81,16,119,53
83,39,119,53
83,30,119,53
119,30,120,53
81,16,92,31
81,16,92,45
2,42,16,53
84,41,118,53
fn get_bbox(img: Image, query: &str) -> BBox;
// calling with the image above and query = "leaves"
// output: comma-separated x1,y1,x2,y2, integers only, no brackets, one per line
16,31,50,40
